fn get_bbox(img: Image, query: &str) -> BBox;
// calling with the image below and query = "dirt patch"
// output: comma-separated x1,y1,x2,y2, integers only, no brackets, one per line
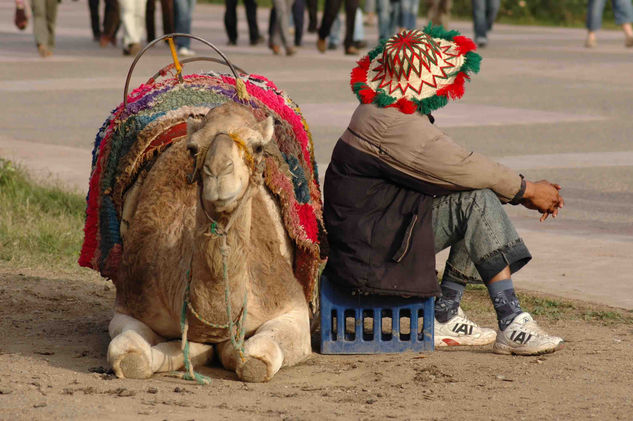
1,268,632,420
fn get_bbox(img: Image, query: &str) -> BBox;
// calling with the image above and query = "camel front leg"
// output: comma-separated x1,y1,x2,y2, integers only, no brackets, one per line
219,304,311,382
107,313,214,379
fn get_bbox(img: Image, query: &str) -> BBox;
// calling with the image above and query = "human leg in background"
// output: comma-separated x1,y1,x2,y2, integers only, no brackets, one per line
244,0,262,44
612,0,633,45
31,0,57,56
32,0,49,56
270,0,295,54
119,0,146,55
89,0,101,40
327,13,341,49
485,0,499,33
342,0,359,53
44,0,58,50
431,189,564,355
160,0,174,35
471,0,495,46
353,6,366,47
376,0,398,41
292,0,305,46
224,0,238,44
307,0,318,32
399,0,419,30
174,0,195,55
427,0,451,28
101,0,120,46
268,6,276,46
585,0,606,47
317,0,343,52
146,0,157,42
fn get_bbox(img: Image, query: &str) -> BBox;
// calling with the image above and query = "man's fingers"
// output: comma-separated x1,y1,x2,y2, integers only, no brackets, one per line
552,183,562,190
540,212,549,222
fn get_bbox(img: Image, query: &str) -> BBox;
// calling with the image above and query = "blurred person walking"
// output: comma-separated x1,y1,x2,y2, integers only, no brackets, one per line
307,0,318,32
471,0,499,47
585,0,633,47
427,0,451,28
224,0,262,45
146,0,173,43
292,0,305,46
268,0,305,46
174,0,195,55
89,0,120,46
31,0,58,57
327,8,366,49
316,0,360,54
119,0,146,55
376,0,400,41
400,0,418,30
268,0,296,55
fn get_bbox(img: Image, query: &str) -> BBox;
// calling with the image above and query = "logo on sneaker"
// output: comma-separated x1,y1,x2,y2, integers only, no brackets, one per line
509,330,533,345
452,323,474,335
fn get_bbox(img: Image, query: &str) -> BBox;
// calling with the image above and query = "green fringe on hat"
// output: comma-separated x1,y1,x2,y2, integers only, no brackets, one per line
423,23,461,41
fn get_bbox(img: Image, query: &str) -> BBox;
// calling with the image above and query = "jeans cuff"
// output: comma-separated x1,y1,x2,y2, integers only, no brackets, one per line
443,263,482,286
475,238,532,283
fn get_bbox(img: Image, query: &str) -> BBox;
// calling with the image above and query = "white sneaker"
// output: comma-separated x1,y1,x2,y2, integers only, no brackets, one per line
493,312,564,356
434,307,497,347
177,47,195,57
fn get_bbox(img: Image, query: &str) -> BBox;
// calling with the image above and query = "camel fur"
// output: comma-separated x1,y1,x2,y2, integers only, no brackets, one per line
107,102,311,383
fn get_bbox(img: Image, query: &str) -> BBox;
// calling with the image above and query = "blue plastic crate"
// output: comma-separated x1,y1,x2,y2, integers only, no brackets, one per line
320,275,434,354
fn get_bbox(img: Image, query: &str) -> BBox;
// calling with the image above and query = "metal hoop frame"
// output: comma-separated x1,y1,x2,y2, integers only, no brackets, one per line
123,33,248,107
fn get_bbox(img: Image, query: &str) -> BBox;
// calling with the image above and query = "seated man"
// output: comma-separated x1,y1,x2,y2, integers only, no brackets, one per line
323,27,564,355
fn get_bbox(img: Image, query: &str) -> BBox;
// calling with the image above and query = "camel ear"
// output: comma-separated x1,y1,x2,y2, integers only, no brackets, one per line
257,115,275,145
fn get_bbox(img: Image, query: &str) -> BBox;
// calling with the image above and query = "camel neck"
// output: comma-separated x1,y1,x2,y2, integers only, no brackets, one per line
189,193,254,322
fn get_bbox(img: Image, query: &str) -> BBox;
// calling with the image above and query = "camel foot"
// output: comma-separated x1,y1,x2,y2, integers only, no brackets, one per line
118,351,152,379
235,336,284,382
237,356,270,382
108,330,153,379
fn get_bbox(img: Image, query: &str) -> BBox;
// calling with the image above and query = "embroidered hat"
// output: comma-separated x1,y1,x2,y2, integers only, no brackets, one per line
350,25,482,115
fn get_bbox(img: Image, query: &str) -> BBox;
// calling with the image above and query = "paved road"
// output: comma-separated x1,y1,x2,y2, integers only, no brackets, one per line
1,2,632,308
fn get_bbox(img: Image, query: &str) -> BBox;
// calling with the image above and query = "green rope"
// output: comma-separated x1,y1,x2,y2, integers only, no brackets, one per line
179,283,211,385
178,225,248,385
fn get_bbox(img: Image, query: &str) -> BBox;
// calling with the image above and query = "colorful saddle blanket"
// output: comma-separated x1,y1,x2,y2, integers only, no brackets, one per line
78,72,327,304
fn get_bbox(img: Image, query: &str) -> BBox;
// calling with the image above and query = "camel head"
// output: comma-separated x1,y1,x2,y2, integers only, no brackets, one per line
186,102,274,214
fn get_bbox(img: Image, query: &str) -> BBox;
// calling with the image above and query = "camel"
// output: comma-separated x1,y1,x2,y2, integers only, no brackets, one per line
107,102,312,383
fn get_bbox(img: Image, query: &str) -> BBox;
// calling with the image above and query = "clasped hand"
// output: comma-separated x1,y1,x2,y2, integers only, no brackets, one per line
522,180,564,222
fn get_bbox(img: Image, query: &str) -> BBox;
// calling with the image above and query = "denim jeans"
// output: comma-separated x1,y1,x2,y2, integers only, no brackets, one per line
377,0,400,41
432,189,532,286
471,0,499,43
399,0,419,30
587,0,633,30
174,0,195,48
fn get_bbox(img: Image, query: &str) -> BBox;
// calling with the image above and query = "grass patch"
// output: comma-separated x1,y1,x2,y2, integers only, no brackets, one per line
460,283,633,326
0,159,86,271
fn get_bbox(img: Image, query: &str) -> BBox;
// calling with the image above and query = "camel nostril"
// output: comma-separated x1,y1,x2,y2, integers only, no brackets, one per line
219,161,234,176
187,144,199,158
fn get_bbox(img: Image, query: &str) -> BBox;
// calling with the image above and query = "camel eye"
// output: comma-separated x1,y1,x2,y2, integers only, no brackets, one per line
253,143,263,154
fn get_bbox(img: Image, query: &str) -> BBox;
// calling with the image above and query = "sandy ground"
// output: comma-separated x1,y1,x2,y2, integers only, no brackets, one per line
1,268,633,421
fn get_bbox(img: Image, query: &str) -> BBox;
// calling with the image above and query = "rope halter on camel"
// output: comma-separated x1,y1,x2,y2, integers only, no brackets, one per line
179,133,260,385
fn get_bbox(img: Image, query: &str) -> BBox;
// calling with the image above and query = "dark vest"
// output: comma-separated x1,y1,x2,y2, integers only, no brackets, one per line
323,139,450,297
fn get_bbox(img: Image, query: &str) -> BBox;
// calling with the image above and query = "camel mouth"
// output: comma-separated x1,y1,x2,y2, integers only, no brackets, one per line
206,181,244,210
